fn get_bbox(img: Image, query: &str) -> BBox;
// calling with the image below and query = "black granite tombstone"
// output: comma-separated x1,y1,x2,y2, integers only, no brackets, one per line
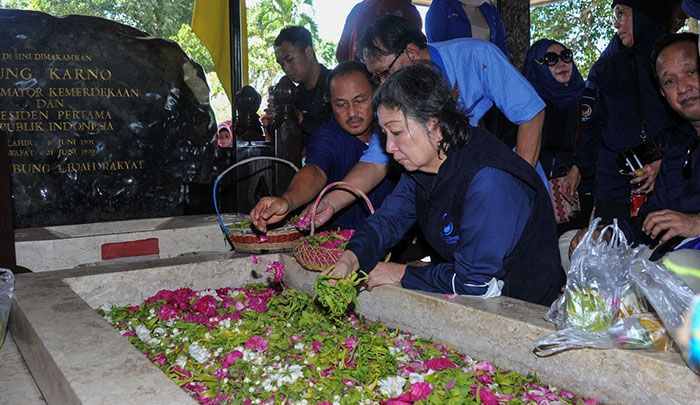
0,9,216,228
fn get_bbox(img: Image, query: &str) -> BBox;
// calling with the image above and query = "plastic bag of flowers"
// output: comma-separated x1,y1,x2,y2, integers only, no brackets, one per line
0,268,14,349
628,257,699,374
534,218,671,355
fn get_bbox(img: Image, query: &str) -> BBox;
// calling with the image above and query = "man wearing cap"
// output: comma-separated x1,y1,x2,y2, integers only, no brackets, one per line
576,0,676,223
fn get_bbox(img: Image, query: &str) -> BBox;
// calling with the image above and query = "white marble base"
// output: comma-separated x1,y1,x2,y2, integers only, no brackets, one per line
14,214,245,272
9,253,700,404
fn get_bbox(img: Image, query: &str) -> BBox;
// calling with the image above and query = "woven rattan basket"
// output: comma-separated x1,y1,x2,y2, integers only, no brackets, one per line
293,181,374,272
227,221,301,253
213,157,301,252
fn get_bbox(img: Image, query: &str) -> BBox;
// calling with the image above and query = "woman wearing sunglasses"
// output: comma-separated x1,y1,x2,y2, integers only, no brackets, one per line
523,39,593,235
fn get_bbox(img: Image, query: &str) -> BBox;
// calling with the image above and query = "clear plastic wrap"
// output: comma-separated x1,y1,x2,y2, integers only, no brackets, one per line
0,268,14,349
628,258,698,374
534,219,671,356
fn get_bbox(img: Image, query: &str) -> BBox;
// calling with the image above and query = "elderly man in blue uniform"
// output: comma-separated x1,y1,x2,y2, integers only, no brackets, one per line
251,61,394,232
305,15,546,226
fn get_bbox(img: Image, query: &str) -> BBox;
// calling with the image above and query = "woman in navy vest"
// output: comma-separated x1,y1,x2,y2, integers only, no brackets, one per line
328,62,564,306
523,39,593,235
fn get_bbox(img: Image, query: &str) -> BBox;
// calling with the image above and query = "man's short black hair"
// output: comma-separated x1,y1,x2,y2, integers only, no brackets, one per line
357,15,428,63
327,60,375,91
274,26,313,50
651,32,699,79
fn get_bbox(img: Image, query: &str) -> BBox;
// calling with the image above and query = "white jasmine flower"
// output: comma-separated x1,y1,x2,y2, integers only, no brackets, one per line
182,336,189,342
102,315,112,324
166,319,175,327
153,327,166,335
287,364,303,382
388,347,400,356
99,304,112,313
294,342,306,351
378,376,406,397
243,376,250,383
172,328,180,336
219,319,231,329
188,342,211,364
408,373,424,384
149,308,156,316
175,355,187,368
135,325,152,344
200,289,222,300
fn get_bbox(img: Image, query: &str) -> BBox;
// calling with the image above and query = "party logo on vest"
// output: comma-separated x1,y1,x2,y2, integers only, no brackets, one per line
441,213,460,245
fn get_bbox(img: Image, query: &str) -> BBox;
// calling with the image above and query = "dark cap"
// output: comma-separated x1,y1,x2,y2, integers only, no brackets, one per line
611,0,674,25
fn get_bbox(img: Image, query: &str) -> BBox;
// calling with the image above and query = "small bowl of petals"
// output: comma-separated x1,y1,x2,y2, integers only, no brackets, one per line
227,218,301,253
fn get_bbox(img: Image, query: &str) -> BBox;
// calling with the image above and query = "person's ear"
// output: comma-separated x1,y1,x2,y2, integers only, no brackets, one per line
427,117,443,142
405,43,421,61
304,46,314,59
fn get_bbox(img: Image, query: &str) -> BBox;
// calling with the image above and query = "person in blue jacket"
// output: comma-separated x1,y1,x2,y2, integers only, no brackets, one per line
523,39,593,235
425,0,508,57
576,0,675,223
329,62,564,306
301,15,547,228
571,33,700,256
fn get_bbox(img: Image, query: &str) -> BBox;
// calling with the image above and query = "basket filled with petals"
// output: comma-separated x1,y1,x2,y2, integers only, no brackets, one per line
294,181,373,272
227,217,301,253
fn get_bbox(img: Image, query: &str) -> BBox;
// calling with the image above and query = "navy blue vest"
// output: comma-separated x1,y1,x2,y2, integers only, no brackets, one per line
413,128,564,305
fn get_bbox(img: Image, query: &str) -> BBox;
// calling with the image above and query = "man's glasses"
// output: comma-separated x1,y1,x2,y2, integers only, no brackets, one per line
536,49,573,66
683,137,700,180
371,49,404,84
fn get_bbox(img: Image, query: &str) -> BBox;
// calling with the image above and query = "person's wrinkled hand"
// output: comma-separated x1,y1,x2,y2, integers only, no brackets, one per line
300,200,336,229
250,196,290,233
630,160,661,194
366,262,406,291
325,250,358,286
642,210,700,244
562,165,581,205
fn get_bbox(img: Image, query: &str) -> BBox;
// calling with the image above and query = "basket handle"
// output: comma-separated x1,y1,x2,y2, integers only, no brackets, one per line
213,156,300,237
309,181,374,236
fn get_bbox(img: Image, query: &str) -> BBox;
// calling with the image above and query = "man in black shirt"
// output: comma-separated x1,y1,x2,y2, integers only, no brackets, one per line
270,26,331,145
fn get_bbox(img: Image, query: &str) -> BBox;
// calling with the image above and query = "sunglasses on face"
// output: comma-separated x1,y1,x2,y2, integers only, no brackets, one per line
371,49,404,84
536,49,574,66
683,137,700,180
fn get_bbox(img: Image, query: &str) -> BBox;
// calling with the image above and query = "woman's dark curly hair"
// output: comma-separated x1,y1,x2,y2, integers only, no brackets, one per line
372,61,471,155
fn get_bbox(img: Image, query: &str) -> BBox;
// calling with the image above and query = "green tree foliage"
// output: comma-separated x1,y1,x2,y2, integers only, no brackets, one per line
531,0,615,77
246,0,337,95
